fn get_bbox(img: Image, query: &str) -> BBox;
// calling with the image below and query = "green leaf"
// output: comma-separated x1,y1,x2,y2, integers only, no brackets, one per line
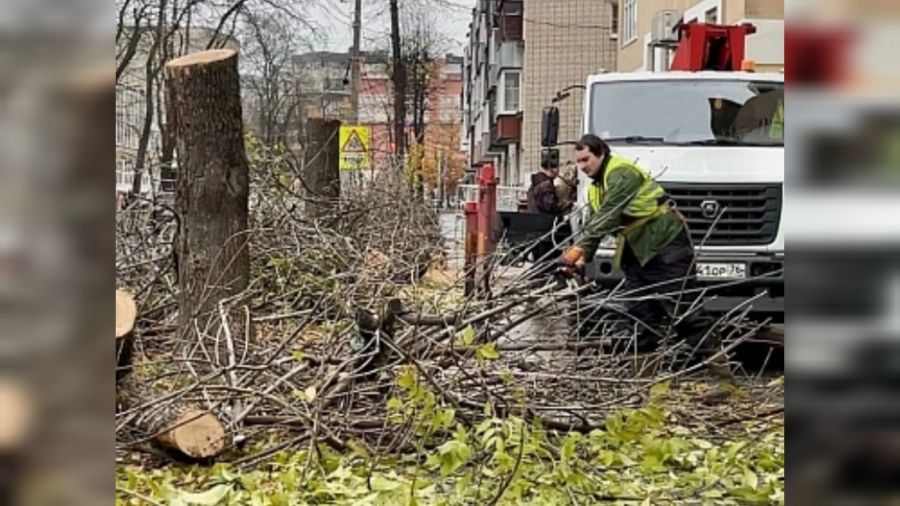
730,486,769,503
476,342,500,361
386,397,404,411
267,257,288,268
744,469,759,489
561,434,579,463
435,408,455,430
346,439,371,460
166,484,232,505
649,380,671,402
370,474,402,492
693,438,714,450
397,367,416,390
458,325,475,346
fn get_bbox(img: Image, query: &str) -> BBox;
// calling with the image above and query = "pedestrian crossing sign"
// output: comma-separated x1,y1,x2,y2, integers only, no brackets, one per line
339,125,371,171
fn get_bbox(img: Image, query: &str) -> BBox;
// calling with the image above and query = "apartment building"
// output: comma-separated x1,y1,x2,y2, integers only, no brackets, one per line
294,50,465,175
292,51,373,122
462,1,522,186
462,0,617,188
614,0,784,73
520,0,618,186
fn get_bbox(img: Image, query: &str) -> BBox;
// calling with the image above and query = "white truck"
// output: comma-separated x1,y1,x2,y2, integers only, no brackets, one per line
573,70,785,321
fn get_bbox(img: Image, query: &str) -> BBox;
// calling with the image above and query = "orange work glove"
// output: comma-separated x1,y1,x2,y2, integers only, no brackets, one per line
558,246,587,279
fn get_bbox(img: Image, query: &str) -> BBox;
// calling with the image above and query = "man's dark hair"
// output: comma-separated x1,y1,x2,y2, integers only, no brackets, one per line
575,134,610,158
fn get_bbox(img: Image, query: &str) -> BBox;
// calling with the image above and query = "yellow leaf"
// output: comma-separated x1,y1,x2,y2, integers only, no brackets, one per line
476,342,500,361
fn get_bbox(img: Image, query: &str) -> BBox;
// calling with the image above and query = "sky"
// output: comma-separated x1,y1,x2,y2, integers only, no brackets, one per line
305,0,473,55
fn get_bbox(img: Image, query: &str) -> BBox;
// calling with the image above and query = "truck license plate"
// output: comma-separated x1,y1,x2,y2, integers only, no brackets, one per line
697,262,747,280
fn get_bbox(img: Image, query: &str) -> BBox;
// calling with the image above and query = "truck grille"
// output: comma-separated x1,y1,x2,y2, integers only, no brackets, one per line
664,183,782,246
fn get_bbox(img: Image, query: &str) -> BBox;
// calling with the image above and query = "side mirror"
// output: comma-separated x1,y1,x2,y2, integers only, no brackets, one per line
541,106,559,147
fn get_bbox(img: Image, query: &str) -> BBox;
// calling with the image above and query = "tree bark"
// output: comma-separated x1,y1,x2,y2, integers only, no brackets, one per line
166,49,250,332
303,118,341,219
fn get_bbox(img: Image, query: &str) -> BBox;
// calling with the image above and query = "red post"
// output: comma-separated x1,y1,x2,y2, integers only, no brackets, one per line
463,202,478,296
476,165,498,293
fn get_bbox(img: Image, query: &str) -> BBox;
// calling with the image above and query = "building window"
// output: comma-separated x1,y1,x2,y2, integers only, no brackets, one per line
501,71,520,112
116,159,135,187
623,0,638,45
439,95,460,122
611,3,619,39
705,7,718,23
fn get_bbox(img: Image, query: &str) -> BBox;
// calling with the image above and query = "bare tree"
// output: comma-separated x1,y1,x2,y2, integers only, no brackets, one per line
240,11,310,147
116,0,152,82
115,0,317,196
407,27,436,150
403,9,446,196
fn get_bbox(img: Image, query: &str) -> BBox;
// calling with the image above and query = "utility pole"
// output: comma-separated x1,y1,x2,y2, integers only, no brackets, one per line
438,152,446,208
350,0,362,125
389,0,406,161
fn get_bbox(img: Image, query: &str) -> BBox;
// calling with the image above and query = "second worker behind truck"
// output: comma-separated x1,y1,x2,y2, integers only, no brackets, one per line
526,153,573,273
558,134,730,377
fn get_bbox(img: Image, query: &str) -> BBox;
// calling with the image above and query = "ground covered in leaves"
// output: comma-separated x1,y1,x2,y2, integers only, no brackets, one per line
117,149,783,505
117,376,783,505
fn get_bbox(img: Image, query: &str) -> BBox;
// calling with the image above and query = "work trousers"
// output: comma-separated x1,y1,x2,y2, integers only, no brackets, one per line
620,229,717,357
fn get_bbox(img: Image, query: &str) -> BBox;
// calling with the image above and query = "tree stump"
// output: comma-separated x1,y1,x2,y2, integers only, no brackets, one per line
0,380,33,453
115,289,137,382
165,49,250,333
303,118,341,219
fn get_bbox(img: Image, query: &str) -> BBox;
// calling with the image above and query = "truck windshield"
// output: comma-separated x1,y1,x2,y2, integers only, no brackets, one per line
590,80,784,146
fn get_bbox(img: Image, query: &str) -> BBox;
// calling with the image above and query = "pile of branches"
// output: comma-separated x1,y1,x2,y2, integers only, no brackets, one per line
115,161,783,467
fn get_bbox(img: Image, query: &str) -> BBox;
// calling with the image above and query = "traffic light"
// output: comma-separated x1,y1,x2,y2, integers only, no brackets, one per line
541,106,559,147
541,148,559,169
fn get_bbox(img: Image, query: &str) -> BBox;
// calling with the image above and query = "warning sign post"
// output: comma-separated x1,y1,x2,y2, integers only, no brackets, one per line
339,125,371,171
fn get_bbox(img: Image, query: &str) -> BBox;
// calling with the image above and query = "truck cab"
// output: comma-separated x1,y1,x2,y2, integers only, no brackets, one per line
576,70,784,320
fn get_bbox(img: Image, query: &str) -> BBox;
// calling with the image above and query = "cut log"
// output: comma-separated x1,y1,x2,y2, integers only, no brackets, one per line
166,49,250,333
115,289,137,339
115,289,137,382
0,380,34,452
156,409,226,460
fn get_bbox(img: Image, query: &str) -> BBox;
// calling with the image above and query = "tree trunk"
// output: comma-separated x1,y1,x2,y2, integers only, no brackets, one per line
166,49,250,333
131,51,158,196
303,118,341,219
389,0,406,160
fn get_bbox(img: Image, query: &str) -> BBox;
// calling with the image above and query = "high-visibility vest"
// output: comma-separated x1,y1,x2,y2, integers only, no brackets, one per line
769,99,784,140
586,155,671,267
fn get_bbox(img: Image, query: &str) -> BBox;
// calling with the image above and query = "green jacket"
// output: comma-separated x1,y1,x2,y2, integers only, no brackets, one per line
576,162,684,266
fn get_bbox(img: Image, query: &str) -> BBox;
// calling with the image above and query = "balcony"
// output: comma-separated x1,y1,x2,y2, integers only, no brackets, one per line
490,113,521,147
497,0,523,41
480,131,503,162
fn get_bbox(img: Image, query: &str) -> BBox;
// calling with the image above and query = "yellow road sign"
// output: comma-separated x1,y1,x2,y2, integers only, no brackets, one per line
339,125,371,171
